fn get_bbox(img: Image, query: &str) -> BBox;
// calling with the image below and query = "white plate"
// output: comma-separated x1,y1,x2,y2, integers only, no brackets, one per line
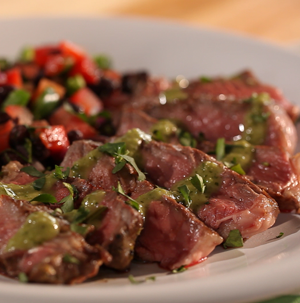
1,17,300,303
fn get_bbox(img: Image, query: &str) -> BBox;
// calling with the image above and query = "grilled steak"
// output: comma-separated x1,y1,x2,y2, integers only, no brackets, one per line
138,140,279,239
185,70,299,121
148,94,297,155
0,195,104,284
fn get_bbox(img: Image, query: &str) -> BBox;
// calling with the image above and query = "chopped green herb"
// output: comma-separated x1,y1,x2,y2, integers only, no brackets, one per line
276,232,284,239
112,159,126,174
191,174,206,193
113,182,140,211
32,176,46,191
60,182,75,213
54,165,70,180
2,89,30,109
18,272,28,283
262,162,270,167
20,166,45,178
178,185,191,208
63,254,80,264
172,265,187,273
215,138,225,161
230,163,246,175
98,142,126,156
178,131,197,148
223,229,243,249
71,207,90,224
119,154,146,181
30,193,57,204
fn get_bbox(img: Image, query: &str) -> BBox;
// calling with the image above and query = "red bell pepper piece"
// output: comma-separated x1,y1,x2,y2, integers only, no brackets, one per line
69,87,103,116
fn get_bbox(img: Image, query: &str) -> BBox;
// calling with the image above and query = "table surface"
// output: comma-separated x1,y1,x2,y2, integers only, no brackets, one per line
1,0,300,46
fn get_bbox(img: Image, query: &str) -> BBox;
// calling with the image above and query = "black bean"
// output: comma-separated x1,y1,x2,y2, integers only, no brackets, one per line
88,78,116,99
0,113,11,125
9,125,30,148
0,85,14,103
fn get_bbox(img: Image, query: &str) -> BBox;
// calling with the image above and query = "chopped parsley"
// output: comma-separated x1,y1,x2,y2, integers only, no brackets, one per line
63,254,80,264
215,138,225,161
178,184,191,208
32,176,46,191
30,193,58,204
113,182,140,211
54,165,70,180
178,130,197,148
190,174,205,193
20,166,45,178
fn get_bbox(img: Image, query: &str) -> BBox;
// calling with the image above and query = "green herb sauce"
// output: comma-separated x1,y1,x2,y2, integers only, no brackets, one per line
222,140,255,171
171,161,223,212
70,148,103,179
5,211,59,252
136,188,175,218
114,128,151,157
0,174,59,201
242,93,271,145
151,120,177,142
81,190,106,212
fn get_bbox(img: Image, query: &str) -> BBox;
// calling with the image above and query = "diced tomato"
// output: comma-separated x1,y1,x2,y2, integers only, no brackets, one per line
69,57,101,85
5,105,33,125
102,69,121,82
49,106,98,139
34,45,61,67
0,120,14,153
0,68,23,88
39,125,70,161
69,87,103,116
59,40,86,63
32,78,65,101
44,54,66,77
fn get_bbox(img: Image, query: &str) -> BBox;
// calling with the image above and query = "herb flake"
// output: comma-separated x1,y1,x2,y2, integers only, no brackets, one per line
190,174,205,193
178,185,191,208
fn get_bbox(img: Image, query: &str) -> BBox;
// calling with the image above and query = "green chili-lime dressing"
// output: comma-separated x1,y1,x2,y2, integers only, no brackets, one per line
160,88,188,103
171,161,223,212
5,211,59,252
242,93,271,145
70,148,103,179
0,174,58,201
222,141,255,171
151,120,177,142
135,188,175,218
81,190,106,212
114,128,151,157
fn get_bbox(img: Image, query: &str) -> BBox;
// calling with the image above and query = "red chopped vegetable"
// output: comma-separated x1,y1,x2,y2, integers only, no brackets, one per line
49,106,97,139
39,125,70,161
0,120,14,153
69,87,103,116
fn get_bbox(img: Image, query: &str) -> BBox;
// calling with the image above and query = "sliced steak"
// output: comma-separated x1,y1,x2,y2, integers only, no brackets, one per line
185,70,299,121
0,195,104,284
148,94,297,155
134,190,223,270
139,140,279,239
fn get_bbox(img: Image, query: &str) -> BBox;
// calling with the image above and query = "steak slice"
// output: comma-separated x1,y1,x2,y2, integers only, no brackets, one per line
85,191,143,271
0,195,104,284
148,94,297,155
139,140,279,239
185,70,299,121
134,188,223,270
